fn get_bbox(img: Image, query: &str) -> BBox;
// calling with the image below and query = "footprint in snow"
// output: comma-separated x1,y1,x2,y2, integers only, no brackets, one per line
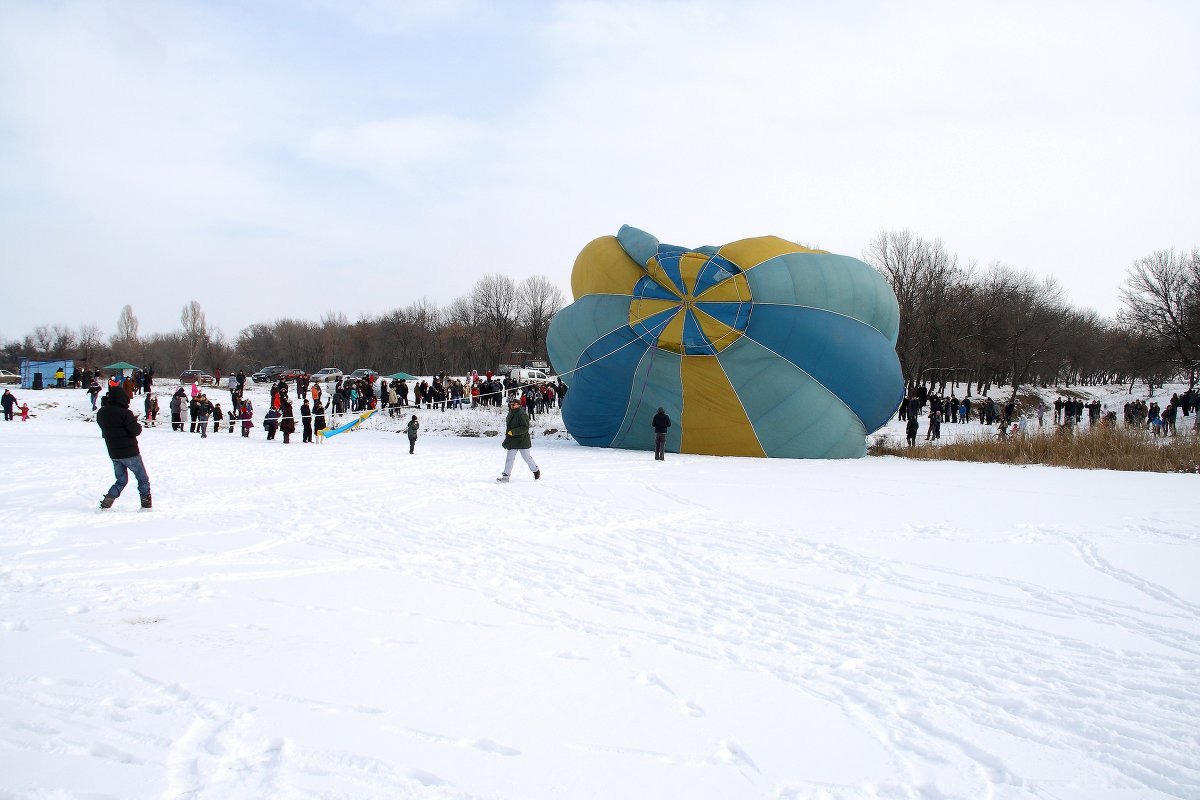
715,740,760,773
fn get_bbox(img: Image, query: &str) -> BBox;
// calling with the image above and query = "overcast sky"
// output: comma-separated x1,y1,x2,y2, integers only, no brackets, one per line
1,0,1196,341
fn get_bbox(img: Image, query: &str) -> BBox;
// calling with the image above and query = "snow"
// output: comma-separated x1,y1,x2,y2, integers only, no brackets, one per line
1,384,1197,799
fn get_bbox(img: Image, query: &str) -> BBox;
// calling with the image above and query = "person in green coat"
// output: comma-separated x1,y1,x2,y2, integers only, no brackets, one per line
498,398,540,482
406,414,419,454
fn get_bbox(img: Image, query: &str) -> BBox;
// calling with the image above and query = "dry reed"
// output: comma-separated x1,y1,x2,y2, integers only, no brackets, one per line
870,423,1200,473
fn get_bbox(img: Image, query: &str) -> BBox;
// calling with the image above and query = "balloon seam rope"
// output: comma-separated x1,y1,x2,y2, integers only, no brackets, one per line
559,314,675,381
749,302,890,335
744,339,864,427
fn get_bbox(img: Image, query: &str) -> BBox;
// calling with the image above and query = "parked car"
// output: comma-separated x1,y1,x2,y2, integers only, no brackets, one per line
343,368,379,384
251,365,287,383
179,369,216,386
0,369,18,385
509,368,553,383
277,368,308,381
311,367,343,383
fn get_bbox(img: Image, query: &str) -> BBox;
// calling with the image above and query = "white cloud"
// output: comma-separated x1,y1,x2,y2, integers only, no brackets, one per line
0,0,1197,340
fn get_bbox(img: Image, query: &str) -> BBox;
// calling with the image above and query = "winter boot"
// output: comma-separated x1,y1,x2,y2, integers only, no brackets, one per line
534,470,541,480
99,495,115,509
496,474,510,482
140,494,152,509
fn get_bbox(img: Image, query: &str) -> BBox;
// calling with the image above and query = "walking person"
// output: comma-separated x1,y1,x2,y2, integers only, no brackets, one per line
497,398,540,482
97,386,152,509
651,407,671,461
87,378,102,410
406,414,419,454
1,388,18,421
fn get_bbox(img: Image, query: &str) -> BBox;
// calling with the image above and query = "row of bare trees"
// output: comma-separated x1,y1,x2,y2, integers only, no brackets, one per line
1,274,566,379
864,231,1199,400
5,238,1196,401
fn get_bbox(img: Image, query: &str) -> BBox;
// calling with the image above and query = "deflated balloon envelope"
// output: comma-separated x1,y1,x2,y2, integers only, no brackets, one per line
547,225,904,459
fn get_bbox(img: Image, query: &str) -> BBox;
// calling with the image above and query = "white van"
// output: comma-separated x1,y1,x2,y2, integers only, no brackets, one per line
510,368,552,383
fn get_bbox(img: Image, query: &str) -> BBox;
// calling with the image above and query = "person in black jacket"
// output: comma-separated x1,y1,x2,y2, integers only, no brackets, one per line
97,386,152,509
651,407,671,461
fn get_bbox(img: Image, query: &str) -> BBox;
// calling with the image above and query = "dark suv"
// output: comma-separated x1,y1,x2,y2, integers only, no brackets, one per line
251,365,286,383
179,369,216,385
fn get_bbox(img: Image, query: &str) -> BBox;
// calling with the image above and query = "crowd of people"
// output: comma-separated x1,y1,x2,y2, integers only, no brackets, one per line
897,383,1200,446
109,368,569,450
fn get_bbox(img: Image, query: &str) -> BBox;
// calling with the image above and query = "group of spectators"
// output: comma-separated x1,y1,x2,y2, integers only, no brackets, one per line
107,368,565,447
1122,391,1197,436
898,384,1200,446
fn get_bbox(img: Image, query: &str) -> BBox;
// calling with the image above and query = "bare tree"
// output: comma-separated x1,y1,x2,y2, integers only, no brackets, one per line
77,324,106,370
1118,248,1200,386
470,274,520,368
116,305,139,343
518,275,566,360
180,300,208,370
49,324,78,359
864,230,972,384
980,265,1068,402
32,325,53,354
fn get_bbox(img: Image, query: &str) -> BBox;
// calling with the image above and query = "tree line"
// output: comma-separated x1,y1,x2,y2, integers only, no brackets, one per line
4,234,1197,399
1,274,565,380
864,231,1199,399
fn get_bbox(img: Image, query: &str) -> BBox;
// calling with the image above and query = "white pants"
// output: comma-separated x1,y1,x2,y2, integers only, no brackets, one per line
503,448,538,475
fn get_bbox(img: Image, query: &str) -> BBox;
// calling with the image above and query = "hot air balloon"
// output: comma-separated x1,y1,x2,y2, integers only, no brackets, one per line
546,225,903,458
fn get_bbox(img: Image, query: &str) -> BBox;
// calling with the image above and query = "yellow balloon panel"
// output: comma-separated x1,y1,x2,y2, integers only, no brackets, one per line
717,236,826,272
680,356,765,457
655,311,687,355
571,236,645,300
694,272,750,303
692,307,743,352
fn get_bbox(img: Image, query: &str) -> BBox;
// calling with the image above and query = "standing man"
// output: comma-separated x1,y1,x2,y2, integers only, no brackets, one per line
406,414,420,454
301,398,313,443
97,386,151,509
498,398,540,482
651,407,671,461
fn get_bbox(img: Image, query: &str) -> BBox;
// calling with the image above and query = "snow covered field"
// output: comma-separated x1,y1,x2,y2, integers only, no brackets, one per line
0,385,1197,799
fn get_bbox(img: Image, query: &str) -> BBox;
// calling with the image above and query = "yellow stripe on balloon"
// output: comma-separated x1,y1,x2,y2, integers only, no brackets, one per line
691,307,743,353
716,236,826,272
655,310,687,354
678,252,709,296
680,356,765,456
693,272,750,303
629,298,678,327
571,236,646,300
